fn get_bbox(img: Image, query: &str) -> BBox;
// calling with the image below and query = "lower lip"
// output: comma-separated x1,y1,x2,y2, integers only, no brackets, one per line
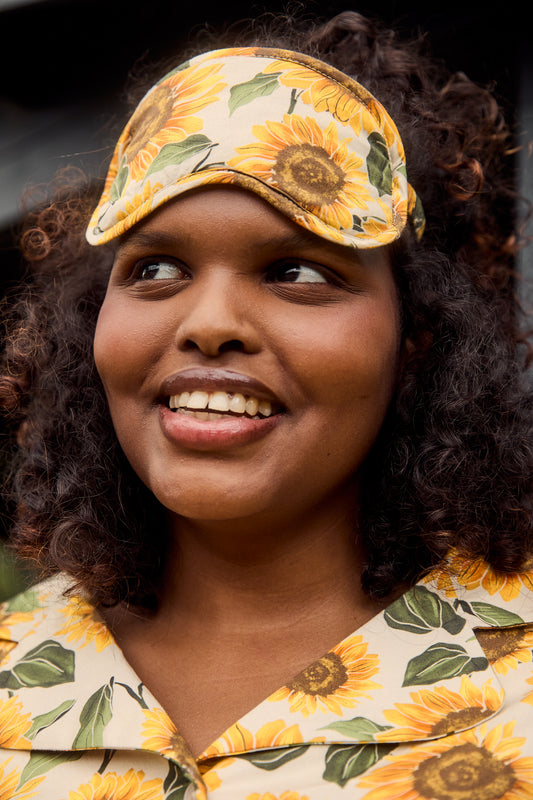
159,405,283,451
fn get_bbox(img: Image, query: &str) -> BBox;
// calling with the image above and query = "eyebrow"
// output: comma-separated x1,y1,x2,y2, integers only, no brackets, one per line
115,230,182,255
116,227,337,257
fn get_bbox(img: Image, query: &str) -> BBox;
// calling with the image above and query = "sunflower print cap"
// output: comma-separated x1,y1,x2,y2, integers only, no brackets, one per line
86,47,425,249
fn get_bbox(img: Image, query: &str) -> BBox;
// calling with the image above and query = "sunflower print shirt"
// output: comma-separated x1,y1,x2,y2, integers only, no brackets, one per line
1,555,533,800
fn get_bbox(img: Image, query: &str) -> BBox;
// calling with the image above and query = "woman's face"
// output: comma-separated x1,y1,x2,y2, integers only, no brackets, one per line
94,187,402,527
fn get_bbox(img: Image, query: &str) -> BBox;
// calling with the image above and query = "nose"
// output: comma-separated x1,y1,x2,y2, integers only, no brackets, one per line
174,273,262,357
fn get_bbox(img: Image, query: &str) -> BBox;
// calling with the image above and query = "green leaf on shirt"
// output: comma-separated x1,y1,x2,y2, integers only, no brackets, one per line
240,745,309,771
0,639,75,689
26,698,76,740
4,588,41,614
228,71,281,115
17,751,82,790
72,679,114,749
470,601,525,627
163,761,193,800
323,742,396,786
402,642,488,686
384,586,466,635
321,716,392,741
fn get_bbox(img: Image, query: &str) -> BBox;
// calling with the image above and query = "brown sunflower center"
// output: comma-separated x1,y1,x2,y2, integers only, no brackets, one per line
413,743,515,800
287,652,348,697
475,627,527,661
273,144,346,207
430,707,495,737
124,84,175,163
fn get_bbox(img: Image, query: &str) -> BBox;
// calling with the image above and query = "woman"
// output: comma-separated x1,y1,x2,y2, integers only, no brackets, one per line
1,11,532,800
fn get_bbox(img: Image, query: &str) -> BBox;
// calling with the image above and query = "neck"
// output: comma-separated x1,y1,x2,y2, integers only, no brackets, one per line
153,497,378,634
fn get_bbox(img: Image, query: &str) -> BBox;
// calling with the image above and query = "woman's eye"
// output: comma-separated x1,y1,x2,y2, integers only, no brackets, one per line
137,260,185,281
269,262,329,284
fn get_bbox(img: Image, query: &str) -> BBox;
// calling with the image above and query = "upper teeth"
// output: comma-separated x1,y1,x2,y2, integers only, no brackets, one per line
169,391,273,418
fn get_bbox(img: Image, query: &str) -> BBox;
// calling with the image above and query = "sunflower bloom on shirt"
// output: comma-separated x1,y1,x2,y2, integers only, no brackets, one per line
247,793,310,800
430,553,533,602
202,718,311,759
0,759,45,800
0,696,32,749
65,768,163,800
358,720,533,800
54,596,114,653
375,676,502,742
475,626,533,675
141,707,202,786
269,635,380,717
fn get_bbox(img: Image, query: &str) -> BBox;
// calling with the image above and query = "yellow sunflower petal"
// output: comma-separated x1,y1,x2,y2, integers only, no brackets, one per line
67,769,164,800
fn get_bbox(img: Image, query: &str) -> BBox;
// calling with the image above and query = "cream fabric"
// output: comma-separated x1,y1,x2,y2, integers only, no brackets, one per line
86,48,425,250
1,555,532,799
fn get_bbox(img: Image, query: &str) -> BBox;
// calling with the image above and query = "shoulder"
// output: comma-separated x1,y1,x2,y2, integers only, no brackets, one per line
424,551,533,623
0,574,74,648
0,573,114,673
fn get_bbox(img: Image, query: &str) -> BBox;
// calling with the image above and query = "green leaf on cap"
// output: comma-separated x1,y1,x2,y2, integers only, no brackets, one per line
109,163,129,203
145,135,214,178
228,71,282,116
366,131,393,197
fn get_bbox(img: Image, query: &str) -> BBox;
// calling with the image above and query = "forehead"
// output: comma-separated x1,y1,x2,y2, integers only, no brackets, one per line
115,186,391,271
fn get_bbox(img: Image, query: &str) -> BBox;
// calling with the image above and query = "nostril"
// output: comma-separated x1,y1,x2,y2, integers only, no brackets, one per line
218,339,246,354
181,337,247,355
183,339,201,351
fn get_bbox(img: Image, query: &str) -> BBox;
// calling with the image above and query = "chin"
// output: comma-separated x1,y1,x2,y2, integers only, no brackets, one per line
154,484,272,525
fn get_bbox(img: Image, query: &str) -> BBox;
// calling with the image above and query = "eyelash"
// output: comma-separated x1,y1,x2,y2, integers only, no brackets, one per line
129,257,343,286
132,259,189,282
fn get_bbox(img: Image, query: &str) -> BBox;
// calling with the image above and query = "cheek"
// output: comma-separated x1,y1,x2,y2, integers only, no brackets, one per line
93,295,163,397
283,296,401,409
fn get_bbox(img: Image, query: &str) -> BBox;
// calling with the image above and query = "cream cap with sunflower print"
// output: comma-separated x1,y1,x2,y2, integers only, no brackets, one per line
86,47,425,249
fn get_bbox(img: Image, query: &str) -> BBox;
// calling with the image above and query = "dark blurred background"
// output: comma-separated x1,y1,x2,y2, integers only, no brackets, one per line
1,0,531,599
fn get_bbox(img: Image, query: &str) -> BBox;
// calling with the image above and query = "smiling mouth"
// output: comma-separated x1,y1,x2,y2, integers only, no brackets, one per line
168,391,280,420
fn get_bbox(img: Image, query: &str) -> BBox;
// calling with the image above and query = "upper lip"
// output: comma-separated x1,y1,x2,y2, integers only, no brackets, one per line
159,367,284,407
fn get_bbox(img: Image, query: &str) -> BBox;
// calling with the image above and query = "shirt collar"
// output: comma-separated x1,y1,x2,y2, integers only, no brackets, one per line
0,558,531,765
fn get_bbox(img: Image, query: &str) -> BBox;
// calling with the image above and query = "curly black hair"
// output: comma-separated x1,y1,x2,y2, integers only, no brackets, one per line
1,11,532,608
